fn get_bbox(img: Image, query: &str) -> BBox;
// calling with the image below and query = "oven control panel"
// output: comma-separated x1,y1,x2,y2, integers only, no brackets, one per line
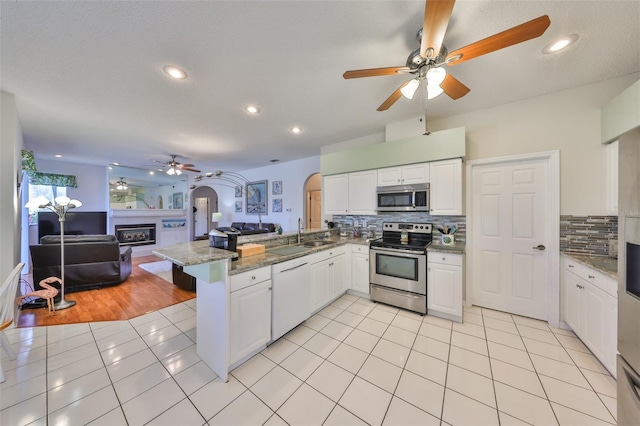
382,222,432,233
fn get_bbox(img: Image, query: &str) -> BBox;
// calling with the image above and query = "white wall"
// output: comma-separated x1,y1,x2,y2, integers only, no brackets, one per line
193,156,321,232
0,91,24,279
36,158,109,211
389,74,639,215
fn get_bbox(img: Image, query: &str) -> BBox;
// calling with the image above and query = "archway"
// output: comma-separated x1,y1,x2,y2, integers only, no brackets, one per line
190,186,219,240
303,173,322,229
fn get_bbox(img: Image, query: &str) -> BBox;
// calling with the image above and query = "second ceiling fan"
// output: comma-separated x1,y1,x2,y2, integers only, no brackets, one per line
343,0,550,111
154,154,201,175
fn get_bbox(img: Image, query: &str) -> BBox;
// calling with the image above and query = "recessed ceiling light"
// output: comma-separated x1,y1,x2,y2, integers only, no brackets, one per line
244,105,261,114
54,154,62,158
149,171,154,175
543,34,579,54
163,65,188,80
113,162,120,166
290,126,303,134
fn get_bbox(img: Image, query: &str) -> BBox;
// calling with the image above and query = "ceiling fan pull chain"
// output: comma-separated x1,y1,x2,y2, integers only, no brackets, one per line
423,83,431,136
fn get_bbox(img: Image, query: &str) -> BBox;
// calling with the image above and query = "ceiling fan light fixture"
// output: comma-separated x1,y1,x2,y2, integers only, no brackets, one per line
166,167,176,176
427,85,444,100
426,67,447,86
543,34,579,54
400,78,421,100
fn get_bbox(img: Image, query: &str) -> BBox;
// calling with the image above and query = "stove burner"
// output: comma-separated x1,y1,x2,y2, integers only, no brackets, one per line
370,221,433,252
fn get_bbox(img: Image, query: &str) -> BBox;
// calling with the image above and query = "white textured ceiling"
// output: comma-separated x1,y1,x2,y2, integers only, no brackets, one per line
1,1,638,175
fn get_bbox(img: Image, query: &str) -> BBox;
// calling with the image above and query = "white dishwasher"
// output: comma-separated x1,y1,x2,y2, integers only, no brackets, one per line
271,257,311,341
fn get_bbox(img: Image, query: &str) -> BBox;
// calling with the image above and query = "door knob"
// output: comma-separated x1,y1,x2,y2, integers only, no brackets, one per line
532,245,546,251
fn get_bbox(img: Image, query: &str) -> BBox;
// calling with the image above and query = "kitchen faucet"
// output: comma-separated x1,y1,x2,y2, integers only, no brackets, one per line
297,217,302,244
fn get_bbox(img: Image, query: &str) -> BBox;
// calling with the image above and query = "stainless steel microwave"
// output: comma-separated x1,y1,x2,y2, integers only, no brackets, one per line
376,184,430,212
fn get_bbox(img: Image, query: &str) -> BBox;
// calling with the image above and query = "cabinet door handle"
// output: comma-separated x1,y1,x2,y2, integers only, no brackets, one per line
568,264,574,268
251,276,256,280
576,284,584,290
442,257,446,261
532,245,546,251
588,275,595,279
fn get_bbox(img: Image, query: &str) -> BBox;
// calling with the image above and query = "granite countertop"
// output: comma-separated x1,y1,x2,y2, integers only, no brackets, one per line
153,240,238,266
154,234,370,274
229,236,369,275
428,242,466,254
562,252,618,279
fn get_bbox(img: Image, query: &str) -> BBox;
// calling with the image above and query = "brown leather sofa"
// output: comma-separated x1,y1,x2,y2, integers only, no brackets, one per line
30,235,132,293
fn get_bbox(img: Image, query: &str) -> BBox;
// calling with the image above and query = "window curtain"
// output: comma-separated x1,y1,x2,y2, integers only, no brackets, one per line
21,150,78,188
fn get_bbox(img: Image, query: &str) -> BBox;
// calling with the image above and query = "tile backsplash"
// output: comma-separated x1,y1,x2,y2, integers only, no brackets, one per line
560,215,618,257
330,214,616,255
332,213,466,242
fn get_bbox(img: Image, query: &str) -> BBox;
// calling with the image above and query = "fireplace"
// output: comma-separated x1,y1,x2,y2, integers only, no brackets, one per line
115,224,156,246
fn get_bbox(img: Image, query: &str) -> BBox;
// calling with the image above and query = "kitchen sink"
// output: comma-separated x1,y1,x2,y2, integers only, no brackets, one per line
303,240,332,247
266,245,311,256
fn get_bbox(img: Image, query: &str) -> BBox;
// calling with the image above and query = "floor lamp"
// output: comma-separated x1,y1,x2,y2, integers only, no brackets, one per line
25,195,82,310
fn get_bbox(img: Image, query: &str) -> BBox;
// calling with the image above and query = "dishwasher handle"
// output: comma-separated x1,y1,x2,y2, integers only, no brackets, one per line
280,262,308,273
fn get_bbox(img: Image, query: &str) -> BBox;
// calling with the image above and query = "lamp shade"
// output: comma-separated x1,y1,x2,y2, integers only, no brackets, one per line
212,212,223,222
426,67,447,100
25,195,51,209
400,78,420,100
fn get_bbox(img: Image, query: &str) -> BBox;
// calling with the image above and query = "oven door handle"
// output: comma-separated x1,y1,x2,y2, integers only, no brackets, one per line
370,247,423,257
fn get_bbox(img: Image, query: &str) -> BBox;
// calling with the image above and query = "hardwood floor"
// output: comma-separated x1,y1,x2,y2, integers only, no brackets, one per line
17,255,195,328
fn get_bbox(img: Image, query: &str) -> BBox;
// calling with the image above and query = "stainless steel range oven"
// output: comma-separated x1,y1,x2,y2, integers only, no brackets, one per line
370,222,432,314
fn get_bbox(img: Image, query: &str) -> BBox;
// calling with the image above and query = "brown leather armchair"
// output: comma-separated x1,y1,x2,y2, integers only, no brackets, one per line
30,235,132,293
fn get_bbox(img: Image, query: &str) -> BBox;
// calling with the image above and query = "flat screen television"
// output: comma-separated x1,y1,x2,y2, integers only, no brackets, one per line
38,211,107,241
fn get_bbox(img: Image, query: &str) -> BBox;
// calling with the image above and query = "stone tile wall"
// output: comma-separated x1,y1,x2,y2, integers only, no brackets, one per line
332,213,466,242
560,215,618,257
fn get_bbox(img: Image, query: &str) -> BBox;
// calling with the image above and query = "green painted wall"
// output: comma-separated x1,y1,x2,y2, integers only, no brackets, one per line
601,79,640,144
320,127,465,176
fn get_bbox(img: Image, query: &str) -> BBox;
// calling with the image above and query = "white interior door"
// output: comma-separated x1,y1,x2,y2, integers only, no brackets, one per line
194,197,209,237
470,157,551,320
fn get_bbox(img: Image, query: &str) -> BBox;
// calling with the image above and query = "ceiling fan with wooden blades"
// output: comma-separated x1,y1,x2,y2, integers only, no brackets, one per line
154,154,201,175
343,0,550,111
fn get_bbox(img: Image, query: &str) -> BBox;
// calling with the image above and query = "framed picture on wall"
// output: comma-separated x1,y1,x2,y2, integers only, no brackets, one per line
246,180,267,215
235,200,242,212
235,185,242,198
172,192,184,209
272,180,282,195
272,198,282,213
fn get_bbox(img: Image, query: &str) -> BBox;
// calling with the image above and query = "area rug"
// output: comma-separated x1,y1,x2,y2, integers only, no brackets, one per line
139,260,173,282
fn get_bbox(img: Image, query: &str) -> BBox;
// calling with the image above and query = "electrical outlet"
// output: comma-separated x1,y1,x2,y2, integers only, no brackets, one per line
609,239,618,258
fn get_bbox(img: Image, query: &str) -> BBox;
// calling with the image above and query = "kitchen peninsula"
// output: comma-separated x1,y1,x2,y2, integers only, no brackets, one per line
153,230,364,381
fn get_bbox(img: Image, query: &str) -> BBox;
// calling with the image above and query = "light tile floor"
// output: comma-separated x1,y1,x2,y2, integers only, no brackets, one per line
1,295,617,425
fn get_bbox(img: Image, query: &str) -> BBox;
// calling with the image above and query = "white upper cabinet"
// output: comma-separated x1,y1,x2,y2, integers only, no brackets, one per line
323,174,349,215
323,170,377,215
429,158,462,216
377,162,430,186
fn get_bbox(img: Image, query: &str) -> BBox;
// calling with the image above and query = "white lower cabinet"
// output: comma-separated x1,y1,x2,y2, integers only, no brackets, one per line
561,255,617,376
310,247,347,312
427,252,463,322
350,244,370,295
229,268,272,365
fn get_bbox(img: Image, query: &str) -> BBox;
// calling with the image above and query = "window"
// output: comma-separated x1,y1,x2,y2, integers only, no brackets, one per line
27,184,67,224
